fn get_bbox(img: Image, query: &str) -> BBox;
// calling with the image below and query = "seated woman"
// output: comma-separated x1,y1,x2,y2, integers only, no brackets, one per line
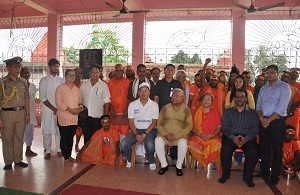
76,115,124,167
188,93,222,173
283,125,300,172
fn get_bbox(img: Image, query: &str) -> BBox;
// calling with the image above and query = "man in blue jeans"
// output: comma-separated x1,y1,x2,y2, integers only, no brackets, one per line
121,82,159,170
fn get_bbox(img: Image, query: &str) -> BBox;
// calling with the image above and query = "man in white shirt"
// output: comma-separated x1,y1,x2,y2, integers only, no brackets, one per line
39,58,65,160
21,67,38,156
80,65,110,144
121,82,159,170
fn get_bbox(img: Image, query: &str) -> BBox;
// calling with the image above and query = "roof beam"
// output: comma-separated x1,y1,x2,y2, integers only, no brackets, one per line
124,0,143,10
24,0,57,14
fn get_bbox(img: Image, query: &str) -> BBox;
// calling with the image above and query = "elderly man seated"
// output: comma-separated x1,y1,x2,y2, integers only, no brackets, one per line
155,88,193,176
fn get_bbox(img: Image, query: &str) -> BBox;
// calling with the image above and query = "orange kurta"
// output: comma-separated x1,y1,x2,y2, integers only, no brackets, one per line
282,140,300,165
108,77,130,114
108,77,130,135
247,84,254,94
286,86,300,140
80,128,123,166
189,84,203,114
189,106,221,166
203,85,225,116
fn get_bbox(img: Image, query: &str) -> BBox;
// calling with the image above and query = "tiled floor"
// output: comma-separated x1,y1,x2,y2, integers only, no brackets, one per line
0,127,299,195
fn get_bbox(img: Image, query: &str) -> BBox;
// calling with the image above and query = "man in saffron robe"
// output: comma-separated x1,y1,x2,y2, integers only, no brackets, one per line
108,64,131,141
76,115,123,166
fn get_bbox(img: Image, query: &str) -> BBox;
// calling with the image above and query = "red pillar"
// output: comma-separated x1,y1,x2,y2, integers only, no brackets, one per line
132,13,145,72
231,10,245,72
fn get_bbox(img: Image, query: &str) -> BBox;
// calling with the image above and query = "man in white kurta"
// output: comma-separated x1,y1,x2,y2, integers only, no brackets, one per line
39,58,65,160
21,67,38,156
80,65,110,143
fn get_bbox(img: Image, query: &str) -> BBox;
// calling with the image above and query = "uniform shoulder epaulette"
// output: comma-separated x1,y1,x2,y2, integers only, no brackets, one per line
0,76,8,82
19,77,27,83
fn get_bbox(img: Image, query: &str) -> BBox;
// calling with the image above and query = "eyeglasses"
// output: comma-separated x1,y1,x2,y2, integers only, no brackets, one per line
203,98,212,101
67,74,75,77
235,96,246,99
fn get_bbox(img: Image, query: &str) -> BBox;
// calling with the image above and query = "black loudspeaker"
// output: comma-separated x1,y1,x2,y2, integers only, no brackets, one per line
79,49,102,79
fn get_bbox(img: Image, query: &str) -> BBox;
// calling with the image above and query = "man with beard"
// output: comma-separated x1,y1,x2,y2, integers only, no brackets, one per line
242,71,254,94
128,64,155,102
290,68,300,91
253,75,265,105
151,67,161,85
108,64,131,141
201,58,225,116
282,125,300,172
39,58,65,160
189,73,202,112
125,65,135,82
218,89,259,187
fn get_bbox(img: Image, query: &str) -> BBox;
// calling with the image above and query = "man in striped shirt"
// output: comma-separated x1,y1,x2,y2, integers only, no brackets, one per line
218,88,259,187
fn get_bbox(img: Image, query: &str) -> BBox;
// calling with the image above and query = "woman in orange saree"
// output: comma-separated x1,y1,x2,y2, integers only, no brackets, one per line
188,92,222,173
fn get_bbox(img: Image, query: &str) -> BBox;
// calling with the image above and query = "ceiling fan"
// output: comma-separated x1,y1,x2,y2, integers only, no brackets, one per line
105,0,150,17
232,0,285,18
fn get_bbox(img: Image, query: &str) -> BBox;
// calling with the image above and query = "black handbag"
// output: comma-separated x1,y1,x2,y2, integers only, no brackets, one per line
78,105,88,127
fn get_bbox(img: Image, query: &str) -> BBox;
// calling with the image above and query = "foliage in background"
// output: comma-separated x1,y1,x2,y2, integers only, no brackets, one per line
245,45,288,83
87,28,130,64
171,50,203,64
63,28,130,65
63,45,79,64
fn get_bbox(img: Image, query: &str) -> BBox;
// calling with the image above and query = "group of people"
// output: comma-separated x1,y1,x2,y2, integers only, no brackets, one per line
1,56,299,188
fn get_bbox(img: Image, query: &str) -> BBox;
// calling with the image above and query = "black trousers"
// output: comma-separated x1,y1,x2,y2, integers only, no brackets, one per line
258,118,285,181
220,135,259,182
82,116,101,144
58,125,77,160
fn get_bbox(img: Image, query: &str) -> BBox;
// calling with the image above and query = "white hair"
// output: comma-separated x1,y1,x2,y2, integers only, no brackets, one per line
173,88,184,96
175,70,186,80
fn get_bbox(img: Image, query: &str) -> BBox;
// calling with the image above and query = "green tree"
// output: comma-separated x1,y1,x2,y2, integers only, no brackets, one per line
171,50,189,64
171,50,203,64
63,45,79,64
245,45,288,77
87,28,130,64
190,53,202,64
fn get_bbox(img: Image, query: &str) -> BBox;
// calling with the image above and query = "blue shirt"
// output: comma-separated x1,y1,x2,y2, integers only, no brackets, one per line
256,79,291,117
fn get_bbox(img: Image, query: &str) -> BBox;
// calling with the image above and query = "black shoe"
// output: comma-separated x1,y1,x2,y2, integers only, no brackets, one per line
158,166,169,175
176,168,183,176
218,177,228,184
244,180,255,187
15,162,28,168
270,178,279,185
253,172,269,179
3,165,12,170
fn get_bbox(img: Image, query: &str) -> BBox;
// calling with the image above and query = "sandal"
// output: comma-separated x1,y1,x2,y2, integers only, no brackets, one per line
25,151,38,156
64,159,74,167
44,153,51,160
69,157,77,163
57,151,63,157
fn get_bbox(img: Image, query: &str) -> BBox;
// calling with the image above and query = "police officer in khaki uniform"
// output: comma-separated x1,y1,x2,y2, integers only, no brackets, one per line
0,57,30,170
